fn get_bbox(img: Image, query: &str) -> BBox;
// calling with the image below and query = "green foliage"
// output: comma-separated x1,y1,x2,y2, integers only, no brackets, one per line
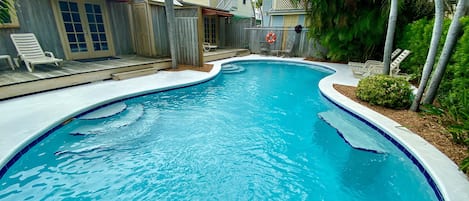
295,0,390,62
398,16,469,171
439,17,469,155
461,156,469,173
356,75,413,109
296,0,436,62
396,18,451,78
0,0,12,24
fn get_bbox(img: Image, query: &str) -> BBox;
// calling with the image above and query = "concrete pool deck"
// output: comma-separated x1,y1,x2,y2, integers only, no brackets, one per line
0,55,468,200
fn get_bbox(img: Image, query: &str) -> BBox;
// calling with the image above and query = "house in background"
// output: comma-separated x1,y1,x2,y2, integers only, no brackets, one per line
261,0,307,27
180,0,255,49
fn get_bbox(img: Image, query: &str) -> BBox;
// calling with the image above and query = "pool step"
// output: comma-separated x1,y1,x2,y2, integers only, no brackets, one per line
78,102,127,120
221,64,245,74
318,111,386,154
70,103,144,135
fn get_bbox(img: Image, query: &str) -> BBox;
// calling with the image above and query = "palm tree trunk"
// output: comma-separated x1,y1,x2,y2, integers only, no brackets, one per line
410,0,444,111
383,0,398,75
423,0,467,104
165,0,178,69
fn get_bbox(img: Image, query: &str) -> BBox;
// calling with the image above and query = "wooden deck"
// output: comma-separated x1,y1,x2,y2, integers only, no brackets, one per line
0,49,250,100
0,55,172,100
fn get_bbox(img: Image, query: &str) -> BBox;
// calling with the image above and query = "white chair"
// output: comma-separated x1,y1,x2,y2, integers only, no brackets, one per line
0,55,15,70
10,33,63,72
352,50,412,78
348,48,402,69
203,42,218,52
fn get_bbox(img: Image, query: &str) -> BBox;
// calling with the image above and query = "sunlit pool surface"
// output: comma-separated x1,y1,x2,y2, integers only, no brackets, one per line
0,61,439,200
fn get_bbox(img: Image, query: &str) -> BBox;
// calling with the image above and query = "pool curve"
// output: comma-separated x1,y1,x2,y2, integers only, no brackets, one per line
0,55,468,200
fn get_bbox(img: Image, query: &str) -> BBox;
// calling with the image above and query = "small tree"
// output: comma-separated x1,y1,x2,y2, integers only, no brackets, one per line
383,0,399,75
423,0,467,104
410,0,444,111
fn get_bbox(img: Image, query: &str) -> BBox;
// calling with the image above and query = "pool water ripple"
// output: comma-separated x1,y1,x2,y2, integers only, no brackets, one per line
0,61,439,200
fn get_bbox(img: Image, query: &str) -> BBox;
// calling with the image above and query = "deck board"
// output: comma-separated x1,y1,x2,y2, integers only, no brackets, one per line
0,49,249,99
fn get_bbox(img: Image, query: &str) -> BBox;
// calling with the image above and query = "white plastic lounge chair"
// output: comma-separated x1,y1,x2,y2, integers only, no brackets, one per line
10,33,63,72
353,50,411,78
203,42,218,52
348,48,402,69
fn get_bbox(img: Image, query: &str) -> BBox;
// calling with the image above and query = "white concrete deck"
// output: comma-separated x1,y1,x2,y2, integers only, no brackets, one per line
0,55,468,200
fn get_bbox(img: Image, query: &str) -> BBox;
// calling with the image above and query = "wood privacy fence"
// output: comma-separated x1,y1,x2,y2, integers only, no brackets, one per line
175,17,200,66
245,27,326,58
224,18,254,48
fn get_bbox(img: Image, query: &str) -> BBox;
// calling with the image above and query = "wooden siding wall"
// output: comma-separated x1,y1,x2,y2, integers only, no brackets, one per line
247,27,326,58
175,17,200,66
225,18,253,48
0,0,64,58
108,2,134,55
150,5,170,57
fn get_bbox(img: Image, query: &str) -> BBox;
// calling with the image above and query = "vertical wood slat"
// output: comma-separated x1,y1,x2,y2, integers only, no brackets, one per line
225,18,253,48
175,17,199,66
246,27,325,58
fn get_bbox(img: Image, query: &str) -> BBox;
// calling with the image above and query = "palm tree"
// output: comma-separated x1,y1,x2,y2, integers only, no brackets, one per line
410,0,444,111
383,0,399,75
423,0,467,104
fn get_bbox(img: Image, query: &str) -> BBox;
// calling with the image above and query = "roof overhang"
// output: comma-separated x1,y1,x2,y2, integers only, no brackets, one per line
202,8,233,17
268,9,306,16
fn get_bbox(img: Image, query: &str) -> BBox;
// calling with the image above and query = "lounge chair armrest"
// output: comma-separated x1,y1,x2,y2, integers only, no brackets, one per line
364,60,383,66
44,51,56,58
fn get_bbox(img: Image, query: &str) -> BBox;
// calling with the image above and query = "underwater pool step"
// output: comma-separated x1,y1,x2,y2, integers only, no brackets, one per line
221,64,245,74
71,103,144,135
318,111,386,154
78,102,127,120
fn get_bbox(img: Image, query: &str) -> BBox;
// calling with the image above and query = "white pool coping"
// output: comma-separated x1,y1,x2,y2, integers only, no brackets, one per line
0,55,468,200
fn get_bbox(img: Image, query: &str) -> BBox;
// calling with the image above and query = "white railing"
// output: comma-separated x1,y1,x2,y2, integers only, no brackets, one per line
216,0,237,11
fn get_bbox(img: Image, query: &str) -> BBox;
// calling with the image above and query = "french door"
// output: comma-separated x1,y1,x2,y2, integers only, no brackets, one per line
53,0,114,60
203,15,217,45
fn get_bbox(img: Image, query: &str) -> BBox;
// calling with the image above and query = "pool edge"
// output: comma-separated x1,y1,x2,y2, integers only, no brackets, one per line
314,60,469,201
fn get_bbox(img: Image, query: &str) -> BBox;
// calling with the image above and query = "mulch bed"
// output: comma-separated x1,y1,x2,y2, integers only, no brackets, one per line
333,84,468,169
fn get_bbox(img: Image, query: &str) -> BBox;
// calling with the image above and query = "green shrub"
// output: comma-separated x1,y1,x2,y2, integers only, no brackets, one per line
396,18,451,77
356,75,413,109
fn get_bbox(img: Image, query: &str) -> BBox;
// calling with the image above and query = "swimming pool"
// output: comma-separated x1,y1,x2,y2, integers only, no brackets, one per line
0,60,440,200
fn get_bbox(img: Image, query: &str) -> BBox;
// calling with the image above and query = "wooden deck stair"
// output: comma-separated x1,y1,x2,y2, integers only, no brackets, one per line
111,67,159,80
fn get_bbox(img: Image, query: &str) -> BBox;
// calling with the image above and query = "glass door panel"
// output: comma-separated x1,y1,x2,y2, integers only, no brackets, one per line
55,0,113,60
59,1,88,53
85,3,109,51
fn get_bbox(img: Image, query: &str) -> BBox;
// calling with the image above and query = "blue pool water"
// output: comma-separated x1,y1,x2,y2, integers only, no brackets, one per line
0,61,439,200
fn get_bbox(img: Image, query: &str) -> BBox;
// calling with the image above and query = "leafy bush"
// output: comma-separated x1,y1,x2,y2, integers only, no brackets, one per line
396,18,451,77
356,75,413,109
299,0,390,61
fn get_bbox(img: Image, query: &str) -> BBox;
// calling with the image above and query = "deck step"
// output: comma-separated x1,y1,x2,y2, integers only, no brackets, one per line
111,67,158,80
318,111,386,154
